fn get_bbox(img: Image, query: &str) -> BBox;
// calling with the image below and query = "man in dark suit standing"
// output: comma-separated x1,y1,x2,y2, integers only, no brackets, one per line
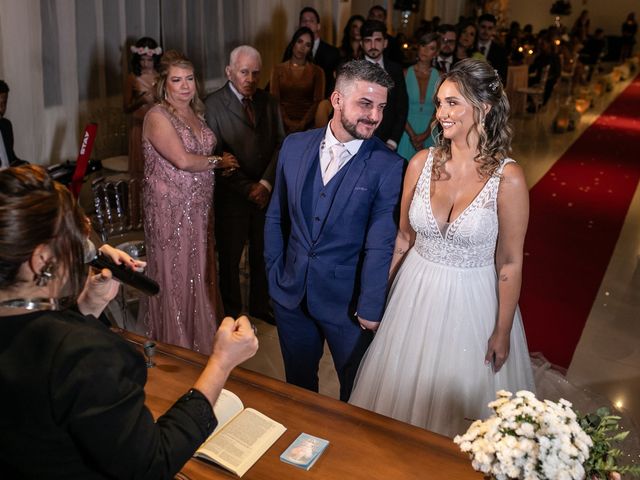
205,46,285,324
0,80,26,168
367,4,405,65
264,60,403,401
360,20,408,152
433,24,457,74
299,6,340,98
477,13,508,84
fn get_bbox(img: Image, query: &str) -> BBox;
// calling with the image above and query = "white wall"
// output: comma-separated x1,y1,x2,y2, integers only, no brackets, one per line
508,0,632,36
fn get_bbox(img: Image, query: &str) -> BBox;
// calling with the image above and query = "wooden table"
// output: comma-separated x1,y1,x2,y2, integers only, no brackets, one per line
123,331,481,479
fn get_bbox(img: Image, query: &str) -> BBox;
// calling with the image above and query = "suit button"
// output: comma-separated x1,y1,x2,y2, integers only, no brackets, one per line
309,252,316,258
314,216,320,222
320,193,326,198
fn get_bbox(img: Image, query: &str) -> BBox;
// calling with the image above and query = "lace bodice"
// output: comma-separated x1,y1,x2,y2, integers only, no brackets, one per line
408,149,514,268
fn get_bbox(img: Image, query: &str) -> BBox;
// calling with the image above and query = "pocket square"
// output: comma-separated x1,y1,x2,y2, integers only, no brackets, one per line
354,186,368,192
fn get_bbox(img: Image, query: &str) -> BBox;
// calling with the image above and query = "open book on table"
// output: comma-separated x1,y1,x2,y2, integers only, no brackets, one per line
194,389,286,477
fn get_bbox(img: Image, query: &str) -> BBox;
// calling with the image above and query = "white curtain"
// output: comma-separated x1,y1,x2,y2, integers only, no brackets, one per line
0,0,358,165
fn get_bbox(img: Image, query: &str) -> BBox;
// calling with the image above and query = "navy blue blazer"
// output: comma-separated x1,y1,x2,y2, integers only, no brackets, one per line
264,127,403,322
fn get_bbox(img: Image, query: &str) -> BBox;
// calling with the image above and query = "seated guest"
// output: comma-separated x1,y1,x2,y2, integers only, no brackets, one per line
271,27,325,134
0,165,258,478
0,80,27,168
360,19,409,151
476,13,508,84
434,24,457,73
340,14,365,62
367,4,405,65
299,6,340,98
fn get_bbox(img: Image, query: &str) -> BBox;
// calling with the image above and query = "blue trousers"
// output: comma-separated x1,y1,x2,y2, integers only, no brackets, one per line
274,298,374,401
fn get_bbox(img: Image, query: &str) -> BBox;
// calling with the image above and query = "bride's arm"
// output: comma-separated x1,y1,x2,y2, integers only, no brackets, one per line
487,162,529,372
388,150,425,281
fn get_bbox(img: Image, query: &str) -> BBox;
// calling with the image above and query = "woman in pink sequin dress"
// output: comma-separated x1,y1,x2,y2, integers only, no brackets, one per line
138,51,238,354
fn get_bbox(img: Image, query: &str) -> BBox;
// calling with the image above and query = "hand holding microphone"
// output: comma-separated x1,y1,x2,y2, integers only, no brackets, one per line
84,240,159,296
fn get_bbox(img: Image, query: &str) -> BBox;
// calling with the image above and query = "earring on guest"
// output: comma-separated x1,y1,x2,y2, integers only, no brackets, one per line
34,260,56,287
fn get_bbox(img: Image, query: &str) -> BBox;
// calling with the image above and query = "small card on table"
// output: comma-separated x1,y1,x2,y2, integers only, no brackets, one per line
280,433,329,470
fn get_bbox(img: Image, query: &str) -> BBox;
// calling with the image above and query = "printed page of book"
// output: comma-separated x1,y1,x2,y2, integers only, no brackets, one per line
196,408,286,477
211,389,244,435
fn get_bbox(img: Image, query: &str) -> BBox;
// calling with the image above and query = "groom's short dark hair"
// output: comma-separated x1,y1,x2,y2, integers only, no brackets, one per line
335,60,394,92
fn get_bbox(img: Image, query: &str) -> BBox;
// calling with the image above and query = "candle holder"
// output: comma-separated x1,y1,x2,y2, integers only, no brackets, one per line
143,340,156,368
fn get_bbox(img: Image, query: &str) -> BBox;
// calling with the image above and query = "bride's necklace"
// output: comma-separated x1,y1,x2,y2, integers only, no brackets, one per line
0,298,60,311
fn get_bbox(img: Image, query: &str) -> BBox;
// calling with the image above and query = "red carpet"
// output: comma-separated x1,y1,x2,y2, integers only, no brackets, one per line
520,73,640,368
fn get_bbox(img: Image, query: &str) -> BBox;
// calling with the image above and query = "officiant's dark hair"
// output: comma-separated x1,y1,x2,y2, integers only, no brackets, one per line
0,80,8,94
0,165,88,296
334,60,394,93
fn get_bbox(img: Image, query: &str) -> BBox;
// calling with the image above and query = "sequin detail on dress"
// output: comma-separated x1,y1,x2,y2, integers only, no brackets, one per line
138,105,222,354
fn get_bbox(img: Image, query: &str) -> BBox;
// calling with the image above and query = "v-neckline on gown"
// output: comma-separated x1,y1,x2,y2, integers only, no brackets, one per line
426,159,495,240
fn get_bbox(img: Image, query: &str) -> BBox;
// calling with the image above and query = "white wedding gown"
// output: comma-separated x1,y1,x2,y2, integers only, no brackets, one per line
349,150,535,438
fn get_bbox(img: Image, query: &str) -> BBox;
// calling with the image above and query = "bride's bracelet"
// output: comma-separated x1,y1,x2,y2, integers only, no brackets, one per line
207,155,222,169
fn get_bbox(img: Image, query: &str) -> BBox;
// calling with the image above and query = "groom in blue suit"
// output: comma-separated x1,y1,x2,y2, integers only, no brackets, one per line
264,61,403,400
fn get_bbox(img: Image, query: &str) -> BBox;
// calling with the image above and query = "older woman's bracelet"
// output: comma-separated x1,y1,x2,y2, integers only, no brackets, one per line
207,155,222,168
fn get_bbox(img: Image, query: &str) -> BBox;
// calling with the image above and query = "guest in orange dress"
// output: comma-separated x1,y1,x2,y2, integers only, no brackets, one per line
270,27,325,134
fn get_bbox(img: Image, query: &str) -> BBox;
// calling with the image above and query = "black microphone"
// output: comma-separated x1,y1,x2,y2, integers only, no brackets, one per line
84,240,160,296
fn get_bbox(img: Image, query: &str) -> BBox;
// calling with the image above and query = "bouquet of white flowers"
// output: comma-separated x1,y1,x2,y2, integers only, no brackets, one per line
454,390,640,479
454,390,640,480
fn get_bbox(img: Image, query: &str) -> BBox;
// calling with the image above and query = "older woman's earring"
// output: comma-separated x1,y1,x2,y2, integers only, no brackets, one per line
34,261,56,286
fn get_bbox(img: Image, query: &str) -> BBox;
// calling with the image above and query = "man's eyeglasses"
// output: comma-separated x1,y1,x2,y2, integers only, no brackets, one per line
442,38,456,44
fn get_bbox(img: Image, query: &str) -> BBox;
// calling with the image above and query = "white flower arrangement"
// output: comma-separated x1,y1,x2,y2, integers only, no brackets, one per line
454,390,593,480
130,45,163,56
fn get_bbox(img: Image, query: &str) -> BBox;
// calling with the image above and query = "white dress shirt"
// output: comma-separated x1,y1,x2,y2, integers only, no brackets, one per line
319,123,363,185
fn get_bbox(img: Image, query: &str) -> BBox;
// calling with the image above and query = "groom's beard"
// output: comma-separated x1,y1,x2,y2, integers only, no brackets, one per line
341,114,380,140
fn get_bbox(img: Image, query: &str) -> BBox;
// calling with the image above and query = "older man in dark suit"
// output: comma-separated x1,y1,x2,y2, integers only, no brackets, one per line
205,46,285,324
360,20,408,152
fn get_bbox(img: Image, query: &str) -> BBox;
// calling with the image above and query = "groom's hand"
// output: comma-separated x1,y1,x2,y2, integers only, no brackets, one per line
358,316,380,331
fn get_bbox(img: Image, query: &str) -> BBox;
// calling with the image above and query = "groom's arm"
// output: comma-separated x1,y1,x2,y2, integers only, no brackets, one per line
264,138,291,271
356,156,404,322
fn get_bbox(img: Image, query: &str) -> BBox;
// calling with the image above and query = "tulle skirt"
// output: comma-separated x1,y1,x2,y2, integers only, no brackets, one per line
349,248,535,438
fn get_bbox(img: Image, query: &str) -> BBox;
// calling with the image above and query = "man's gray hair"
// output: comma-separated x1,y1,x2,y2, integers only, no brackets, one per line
229,45,261,68
335,60,394,93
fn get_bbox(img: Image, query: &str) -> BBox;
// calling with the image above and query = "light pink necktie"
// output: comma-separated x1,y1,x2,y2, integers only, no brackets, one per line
322,143,346,185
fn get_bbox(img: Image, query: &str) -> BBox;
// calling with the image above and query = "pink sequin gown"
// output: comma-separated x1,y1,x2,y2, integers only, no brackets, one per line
139,104,222,354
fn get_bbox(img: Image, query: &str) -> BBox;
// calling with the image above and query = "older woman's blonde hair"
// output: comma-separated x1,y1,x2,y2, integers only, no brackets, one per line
155,49,206,117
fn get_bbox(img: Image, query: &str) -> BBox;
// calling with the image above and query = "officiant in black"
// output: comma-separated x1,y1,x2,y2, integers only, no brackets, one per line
0,165,258,479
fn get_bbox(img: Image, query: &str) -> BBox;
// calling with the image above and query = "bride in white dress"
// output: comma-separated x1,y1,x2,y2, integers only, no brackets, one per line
349,59,535,438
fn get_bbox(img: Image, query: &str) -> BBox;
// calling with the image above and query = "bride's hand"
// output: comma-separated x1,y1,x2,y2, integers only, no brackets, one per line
485,330,511,373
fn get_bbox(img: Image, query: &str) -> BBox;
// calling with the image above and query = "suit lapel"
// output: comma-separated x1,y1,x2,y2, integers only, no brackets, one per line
223,82,253,128
293,128,324,243
252,91,266,127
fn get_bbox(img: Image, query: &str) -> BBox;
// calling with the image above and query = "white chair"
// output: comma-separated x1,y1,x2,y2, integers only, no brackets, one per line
517,64,550,114
560,53,579,96
506,65,529,115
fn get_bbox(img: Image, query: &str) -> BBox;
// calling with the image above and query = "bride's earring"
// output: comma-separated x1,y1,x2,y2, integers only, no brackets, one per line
34,260,56,286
